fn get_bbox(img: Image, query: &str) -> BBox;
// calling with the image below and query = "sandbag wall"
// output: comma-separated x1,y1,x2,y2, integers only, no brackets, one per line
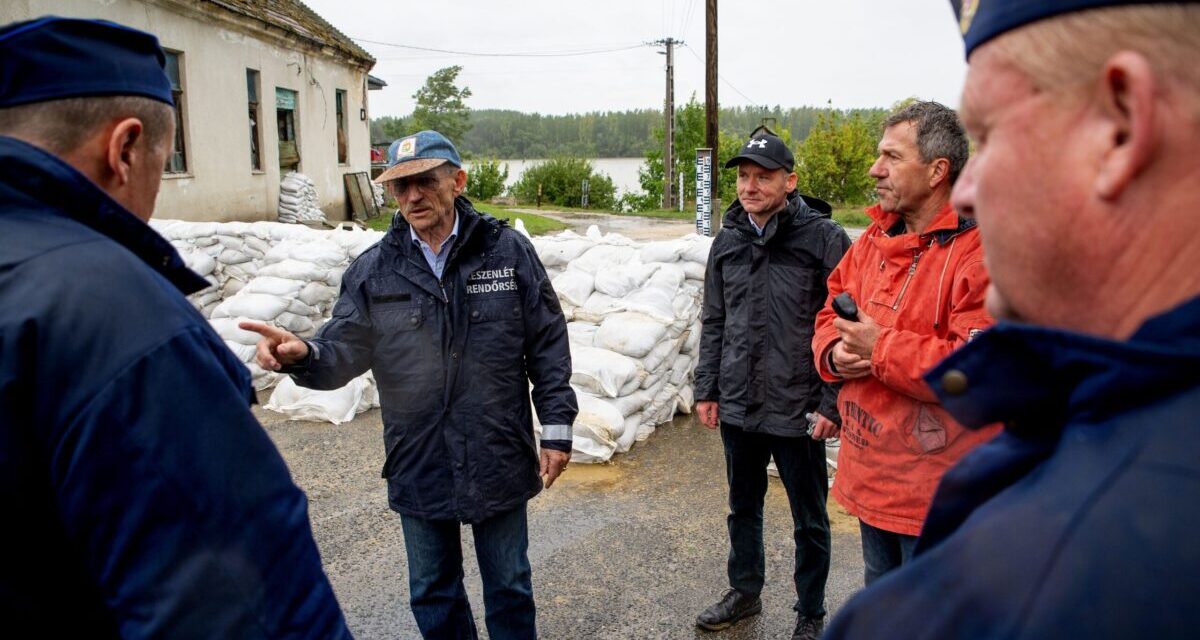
151,220,712,463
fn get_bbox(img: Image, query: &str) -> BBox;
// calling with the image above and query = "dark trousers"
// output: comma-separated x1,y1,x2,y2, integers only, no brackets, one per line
399,504,535,640
859,520,918,586
720,422,831,617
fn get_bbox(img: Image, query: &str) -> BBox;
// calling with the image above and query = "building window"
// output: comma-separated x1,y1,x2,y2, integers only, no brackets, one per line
335,89,348,164
247,70,262,171
163,50,187,173
276,88,299,172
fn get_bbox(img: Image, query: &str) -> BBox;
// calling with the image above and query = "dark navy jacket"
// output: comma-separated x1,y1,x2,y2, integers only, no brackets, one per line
694,192,850,436
826,296,1200,638
0,137,349,639
290,199,577,524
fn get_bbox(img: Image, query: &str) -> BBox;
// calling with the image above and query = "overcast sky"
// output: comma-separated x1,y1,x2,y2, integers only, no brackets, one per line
302,0,968,118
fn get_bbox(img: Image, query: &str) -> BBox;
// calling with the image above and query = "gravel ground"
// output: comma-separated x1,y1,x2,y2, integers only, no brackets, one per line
256,398,866,640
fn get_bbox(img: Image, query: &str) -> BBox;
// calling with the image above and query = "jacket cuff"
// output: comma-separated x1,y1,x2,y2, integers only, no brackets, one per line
540,423,572,442
540,439,573,453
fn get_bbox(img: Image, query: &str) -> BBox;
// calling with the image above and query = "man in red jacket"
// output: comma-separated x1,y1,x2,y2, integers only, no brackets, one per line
812,101,998,585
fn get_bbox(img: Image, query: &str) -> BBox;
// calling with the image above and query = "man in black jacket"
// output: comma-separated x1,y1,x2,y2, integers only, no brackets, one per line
693,132,851,640
244,131,577,640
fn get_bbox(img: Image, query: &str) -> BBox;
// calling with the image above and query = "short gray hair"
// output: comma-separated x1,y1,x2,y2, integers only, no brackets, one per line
883,101,969,185
0,96,174,155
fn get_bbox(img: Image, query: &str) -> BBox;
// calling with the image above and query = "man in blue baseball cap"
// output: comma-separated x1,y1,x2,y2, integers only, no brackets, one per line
827,2,1200,638
0,17,349,638
243,129,578,639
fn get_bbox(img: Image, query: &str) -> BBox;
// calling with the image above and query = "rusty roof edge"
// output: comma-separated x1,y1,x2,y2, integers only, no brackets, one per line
192,0,375,69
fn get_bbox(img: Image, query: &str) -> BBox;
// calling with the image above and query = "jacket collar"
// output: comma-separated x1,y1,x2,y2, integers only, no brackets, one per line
0,135,209,295
927,295,1200,435
386,196,488,257
867,201,975,246
722,191,829,243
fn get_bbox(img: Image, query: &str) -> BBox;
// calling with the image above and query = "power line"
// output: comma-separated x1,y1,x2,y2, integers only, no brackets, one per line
352,37,646,58
681,43,757,106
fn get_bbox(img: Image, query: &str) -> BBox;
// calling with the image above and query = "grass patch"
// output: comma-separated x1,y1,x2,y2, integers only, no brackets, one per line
364,204,568,236
832,206,871,228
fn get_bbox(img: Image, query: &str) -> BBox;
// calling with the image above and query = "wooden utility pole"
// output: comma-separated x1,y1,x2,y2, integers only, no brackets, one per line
654,38,680,210
705,0,718,234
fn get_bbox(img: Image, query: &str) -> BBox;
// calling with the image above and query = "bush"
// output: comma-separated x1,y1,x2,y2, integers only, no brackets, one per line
510,157,616,209
466,158,508,201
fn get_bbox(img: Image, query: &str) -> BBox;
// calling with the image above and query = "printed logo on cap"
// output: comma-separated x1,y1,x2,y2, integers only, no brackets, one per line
747,139,768,149
960,0,980,34
397,136,417,158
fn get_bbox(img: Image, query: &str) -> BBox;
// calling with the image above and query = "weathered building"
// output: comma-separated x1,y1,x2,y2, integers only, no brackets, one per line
2,0,377,222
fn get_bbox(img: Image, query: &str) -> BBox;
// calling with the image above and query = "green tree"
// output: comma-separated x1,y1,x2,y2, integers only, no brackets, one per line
370,116,406,144
511,157,616,209
794,108,877,205
409,66,473,141
466,158,509,202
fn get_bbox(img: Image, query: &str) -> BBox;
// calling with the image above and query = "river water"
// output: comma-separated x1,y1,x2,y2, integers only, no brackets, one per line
463,157,646,196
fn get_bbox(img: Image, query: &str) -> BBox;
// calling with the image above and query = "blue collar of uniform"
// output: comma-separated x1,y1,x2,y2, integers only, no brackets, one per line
0,135,209,295
927,295,1200,433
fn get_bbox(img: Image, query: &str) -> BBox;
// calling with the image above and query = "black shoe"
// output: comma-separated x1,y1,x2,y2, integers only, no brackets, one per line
696,588,762,631
791,614,825,640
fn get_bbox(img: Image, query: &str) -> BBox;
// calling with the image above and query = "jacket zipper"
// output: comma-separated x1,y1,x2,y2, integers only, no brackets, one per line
892,251,921,310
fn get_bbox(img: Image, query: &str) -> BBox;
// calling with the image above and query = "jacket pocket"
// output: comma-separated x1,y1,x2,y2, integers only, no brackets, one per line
906,404,948,454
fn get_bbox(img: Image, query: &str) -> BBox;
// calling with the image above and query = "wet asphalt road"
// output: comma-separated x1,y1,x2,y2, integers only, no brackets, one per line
255,400,866,640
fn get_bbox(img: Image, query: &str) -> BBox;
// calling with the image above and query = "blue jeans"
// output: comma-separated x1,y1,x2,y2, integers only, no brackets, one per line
720,422,831,617
400,504,535,640
859,520,918,585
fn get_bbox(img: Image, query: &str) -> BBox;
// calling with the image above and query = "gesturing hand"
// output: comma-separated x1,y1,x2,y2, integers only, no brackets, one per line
238,321,309,371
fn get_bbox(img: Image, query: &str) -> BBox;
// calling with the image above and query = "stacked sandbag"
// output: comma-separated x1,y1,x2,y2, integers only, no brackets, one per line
150,219,714,461
533,226,710,462
278,172,326,224
153,219,381,390
371,181,385,208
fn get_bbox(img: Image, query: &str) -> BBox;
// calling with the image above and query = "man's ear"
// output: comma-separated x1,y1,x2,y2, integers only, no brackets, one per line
105,117,144,187
928,157,950,190
786,171,798,191
1094,50,1160,200
453,168,468,195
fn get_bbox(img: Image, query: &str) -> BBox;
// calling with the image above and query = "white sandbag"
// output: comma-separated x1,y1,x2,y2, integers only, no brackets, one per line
592,262,658,299
669,353,693,386
569,245,638,275
242,276,305,298
211,314,265,343
638,239,687,264
681,234,715,264
617,265,687,323
594,312,669,359
570,393,625,463
641,336,683,374
265,374,376,425
570,345,644,398
257,259,329,282
182,251,216,277
223,262,260,281
552,270,595,308
611,390,651,418
537,237,594,268
218,249,253,266
224,341,258,363
285,298,318,318
211,293,289,321
680,324,701,354
682,260,706,281
275,311,315,335
567,322,598,346
675,385,695,415
575,291,620,324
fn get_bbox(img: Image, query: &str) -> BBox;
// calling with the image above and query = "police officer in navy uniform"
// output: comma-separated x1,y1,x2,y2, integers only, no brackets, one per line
243,131,577,640
827,1,1200,637
0,17,349,638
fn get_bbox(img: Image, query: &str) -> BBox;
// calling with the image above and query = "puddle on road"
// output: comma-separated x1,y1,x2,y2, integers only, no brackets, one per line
554,460,628,492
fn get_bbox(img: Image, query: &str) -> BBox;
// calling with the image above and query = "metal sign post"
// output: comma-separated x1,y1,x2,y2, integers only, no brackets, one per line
581,179,590,208
695,148,714,236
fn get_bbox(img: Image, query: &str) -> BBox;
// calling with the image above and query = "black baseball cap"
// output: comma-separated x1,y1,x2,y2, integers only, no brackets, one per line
724,133,794,172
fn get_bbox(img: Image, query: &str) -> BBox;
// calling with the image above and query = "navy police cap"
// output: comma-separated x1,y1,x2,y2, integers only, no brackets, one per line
953,0,1200,58
0,16,173,109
